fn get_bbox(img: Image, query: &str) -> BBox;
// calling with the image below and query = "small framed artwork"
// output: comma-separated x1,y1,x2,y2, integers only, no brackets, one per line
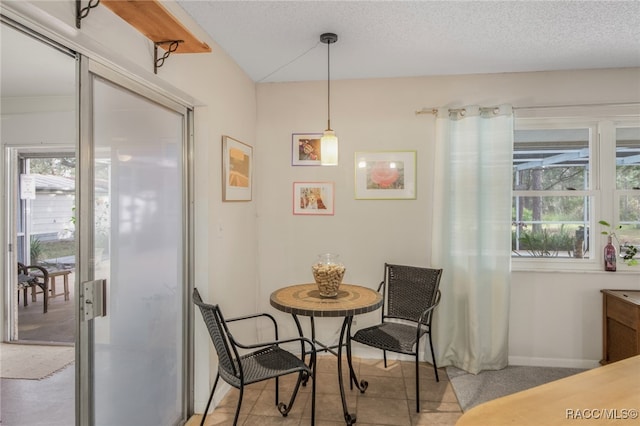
354,151,417,200
292,133,322,166
293,182,335,215
222,135,253,201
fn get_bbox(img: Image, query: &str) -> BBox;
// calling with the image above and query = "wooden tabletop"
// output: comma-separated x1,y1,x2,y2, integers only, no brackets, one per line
456,355,640,426
270,283,383,317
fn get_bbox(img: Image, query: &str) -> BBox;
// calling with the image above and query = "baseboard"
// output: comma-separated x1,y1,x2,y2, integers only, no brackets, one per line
314,347,600,369
348,346,416,361
508,356,600,369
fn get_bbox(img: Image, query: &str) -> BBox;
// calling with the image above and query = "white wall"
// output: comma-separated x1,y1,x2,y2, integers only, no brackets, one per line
510,270,639,368
255,69,640,367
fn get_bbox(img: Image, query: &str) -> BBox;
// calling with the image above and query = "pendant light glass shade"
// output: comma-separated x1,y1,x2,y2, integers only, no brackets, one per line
320,33,338,166
321,129,338,165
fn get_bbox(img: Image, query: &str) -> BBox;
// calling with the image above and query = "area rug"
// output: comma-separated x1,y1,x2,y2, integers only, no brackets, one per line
1,343,74,380
447,364,586,412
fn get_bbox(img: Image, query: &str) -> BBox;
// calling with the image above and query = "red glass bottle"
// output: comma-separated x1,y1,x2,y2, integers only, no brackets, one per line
604,236,617,272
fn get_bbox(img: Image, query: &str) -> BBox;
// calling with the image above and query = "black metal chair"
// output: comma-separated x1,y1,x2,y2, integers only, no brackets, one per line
349,263,442,412
17,262,49,313
193,288,316,425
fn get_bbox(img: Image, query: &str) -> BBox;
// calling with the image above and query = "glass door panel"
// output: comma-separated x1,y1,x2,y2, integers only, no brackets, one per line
90,76,185,426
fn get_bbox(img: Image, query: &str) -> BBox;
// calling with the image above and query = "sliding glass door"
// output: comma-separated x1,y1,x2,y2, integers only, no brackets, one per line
77,59,189,426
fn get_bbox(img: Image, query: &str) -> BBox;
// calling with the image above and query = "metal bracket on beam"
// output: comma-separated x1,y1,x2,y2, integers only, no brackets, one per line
76,0,101,29
154,40,183,74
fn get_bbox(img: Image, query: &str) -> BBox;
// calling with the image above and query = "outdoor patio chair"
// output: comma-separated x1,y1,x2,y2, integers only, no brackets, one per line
17,262,49,314
349,263,442,412
193,288,316,425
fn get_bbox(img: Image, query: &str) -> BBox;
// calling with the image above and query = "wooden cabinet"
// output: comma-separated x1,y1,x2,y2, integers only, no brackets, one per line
601,289,640,364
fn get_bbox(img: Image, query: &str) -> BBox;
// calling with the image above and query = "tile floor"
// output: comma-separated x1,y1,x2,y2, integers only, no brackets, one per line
186,356,463,426
6,277,462,426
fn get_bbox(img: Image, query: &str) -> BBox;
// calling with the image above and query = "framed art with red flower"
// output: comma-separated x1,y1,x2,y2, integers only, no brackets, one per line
354,151,416,199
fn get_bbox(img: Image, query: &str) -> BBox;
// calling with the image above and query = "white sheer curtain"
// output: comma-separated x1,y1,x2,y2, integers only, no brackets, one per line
430,105,513,374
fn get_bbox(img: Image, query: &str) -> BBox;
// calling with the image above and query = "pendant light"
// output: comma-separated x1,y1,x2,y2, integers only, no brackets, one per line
320,32,338,166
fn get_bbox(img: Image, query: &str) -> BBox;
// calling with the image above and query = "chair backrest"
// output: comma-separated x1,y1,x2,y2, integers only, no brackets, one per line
383,263,443,324
17,262,48,285
193,288,239,378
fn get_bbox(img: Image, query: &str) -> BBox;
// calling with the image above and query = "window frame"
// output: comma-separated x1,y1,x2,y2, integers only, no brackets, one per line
512,116,640,272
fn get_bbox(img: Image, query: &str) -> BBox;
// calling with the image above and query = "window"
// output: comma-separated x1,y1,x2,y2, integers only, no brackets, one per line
615,126,640,262
512,118,640,270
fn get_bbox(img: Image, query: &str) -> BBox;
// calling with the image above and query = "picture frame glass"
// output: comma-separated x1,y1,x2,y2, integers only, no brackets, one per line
293,182,334,215
292,133,323,166
223,136,253,201
355,151,416,199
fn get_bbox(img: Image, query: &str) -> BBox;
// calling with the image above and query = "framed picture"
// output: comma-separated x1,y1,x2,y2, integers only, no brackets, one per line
293,182,335,215
292,133,323,166
354,151,417,200
222,135,253,201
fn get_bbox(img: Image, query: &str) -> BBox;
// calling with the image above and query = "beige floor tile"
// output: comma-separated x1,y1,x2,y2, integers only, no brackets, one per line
356,375,407,399
196,410,249,426
315,372,340,394
410,411,463,426
243,414,302,425
250,389,309,418
302,392,355,423
315,355,354,374
277,373,314,394
356,396,411,425
405,380,458,403
214,387,261,415
410,399,462,413
246,379,270,391
400,362,443,382
313,421,348,426
358,358,404,378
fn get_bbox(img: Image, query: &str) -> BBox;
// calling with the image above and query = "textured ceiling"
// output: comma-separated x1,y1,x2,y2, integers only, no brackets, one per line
2,1,639,100
177,0,640,83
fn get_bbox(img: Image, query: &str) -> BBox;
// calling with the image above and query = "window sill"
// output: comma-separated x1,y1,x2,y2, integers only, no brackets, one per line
513,268,639,274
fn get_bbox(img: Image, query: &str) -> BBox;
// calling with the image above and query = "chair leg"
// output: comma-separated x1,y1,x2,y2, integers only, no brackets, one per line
311,363,316,425
42,283,48,314
35,283,49,313
274,377,279,406
234,385,244,426
415,355,420,412
383,350,387,368
277,371,306,417
428,331,439,382
200,373,220,426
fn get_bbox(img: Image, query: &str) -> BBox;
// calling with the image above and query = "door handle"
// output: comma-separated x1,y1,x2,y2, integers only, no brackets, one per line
82,279,107,320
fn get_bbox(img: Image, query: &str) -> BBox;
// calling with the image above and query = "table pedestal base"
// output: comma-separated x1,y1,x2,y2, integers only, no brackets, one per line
292,314,366,425
270,283,383,425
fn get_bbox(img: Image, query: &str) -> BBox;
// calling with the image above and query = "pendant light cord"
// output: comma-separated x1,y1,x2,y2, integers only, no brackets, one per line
326,40,331,131
257,41,321,83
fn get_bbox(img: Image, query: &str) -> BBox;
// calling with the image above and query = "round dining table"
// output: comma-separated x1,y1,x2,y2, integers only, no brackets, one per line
270,283,383,425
